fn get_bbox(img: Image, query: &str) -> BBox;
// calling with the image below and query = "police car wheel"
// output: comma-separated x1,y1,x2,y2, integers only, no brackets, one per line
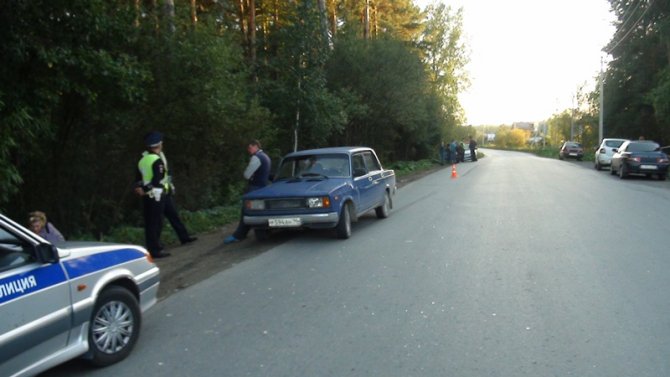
87,286,141,367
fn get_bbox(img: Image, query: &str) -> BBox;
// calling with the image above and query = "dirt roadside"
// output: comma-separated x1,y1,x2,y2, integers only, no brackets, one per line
154,163,450,300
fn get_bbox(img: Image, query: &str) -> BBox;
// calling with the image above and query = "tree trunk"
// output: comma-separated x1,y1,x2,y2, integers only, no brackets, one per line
163,0,175,33
364,0,370,40
249,0,256,66
238,0,247,47
190,0,198,27
317,0,331,47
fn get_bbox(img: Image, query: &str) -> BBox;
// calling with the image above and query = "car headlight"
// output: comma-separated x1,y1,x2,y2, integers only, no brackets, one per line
245,200,265,210
306,197,331,208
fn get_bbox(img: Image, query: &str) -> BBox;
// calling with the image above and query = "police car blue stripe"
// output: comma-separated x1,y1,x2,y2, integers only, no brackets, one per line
0,263,67,305
62,248,146,279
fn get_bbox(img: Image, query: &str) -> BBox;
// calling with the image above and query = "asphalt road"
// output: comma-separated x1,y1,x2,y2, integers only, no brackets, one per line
47,149,670,376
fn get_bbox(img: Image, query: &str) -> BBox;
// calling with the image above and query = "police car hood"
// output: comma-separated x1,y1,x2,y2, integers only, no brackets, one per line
56,241,149,259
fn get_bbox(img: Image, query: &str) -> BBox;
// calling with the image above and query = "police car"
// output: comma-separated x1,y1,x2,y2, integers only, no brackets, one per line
0,214,160,376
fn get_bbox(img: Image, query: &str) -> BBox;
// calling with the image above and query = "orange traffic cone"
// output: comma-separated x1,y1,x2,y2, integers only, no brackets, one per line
451,164,458,179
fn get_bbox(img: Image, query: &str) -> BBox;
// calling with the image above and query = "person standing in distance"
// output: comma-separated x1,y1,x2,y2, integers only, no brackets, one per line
135,131,196,258
469,135,478,161
224,139,271,244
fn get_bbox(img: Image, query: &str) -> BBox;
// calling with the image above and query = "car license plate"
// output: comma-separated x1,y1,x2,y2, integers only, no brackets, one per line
268,218,301,227
640,164,658,170
569,153,577,156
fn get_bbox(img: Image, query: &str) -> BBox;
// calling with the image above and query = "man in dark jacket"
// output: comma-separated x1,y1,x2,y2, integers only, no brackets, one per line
469,135,478,161
224,139,271,244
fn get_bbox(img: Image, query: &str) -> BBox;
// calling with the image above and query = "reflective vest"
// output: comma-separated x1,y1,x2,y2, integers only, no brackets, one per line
138,152,170,192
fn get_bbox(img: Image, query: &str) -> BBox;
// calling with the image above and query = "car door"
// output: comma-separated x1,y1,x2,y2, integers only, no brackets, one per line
361,151,386,208
0,220,71,376
352,152,375,212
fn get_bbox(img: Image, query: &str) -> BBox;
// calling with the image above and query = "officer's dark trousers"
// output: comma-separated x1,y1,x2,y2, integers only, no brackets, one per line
164,194,190,242
143,196,165,256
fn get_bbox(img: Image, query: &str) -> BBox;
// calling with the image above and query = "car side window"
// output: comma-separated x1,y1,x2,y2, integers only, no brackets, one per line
362,151,381,172
352,153,367,177
0,228,35,272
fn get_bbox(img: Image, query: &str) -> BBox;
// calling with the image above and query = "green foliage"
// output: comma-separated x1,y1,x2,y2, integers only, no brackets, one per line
326,37,441,161
495,128,529,148
389,159,436,177
102,205,240,245
0,0,471,240
602,0,669,143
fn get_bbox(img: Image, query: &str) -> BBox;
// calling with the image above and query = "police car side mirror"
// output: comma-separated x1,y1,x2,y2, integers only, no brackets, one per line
35,243,59,264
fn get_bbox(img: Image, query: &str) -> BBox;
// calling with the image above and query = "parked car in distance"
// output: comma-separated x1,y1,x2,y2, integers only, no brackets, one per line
610,140,669,180
0,213,160,377
242,147,397,240
594,138,628,170
559,141,584,161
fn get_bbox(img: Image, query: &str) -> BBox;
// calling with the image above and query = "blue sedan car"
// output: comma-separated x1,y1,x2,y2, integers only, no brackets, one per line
610,140,670,180
242,147,396,240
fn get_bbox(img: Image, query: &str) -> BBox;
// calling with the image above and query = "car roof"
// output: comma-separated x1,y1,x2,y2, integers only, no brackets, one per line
283,147,373,157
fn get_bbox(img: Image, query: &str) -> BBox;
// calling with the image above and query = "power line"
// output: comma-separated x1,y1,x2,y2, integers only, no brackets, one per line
605,0,654,54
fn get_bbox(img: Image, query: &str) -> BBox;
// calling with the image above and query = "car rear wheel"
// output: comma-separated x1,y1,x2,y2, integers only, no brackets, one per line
659,174,667,181
375,192,391,219
610,164,617,175
595,161,601,170
335,203,352,239
87,286,141,367
618,165,627,179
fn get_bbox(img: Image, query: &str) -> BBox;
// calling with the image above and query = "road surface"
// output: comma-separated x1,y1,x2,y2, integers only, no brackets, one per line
47,149,670,376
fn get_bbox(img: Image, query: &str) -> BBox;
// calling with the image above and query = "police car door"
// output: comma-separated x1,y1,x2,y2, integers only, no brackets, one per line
0,220,71,375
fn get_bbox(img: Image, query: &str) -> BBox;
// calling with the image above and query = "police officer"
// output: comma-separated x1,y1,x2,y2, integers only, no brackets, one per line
224,139,271,244
135,131,196,258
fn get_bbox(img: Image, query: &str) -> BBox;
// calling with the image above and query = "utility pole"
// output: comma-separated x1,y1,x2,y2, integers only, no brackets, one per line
598,56,604,143
570,94,575,140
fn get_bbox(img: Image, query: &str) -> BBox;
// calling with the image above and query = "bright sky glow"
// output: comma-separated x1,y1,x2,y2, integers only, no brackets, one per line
416,0,616,125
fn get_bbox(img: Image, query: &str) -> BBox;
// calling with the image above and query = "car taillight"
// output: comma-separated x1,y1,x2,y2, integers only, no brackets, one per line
599,148,606,153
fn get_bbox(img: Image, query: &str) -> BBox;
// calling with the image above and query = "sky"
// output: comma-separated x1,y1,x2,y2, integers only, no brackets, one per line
415,0,616,126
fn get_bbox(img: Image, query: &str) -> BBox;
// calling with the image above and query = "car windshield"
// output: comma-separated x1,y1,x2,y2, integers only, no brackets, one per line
275,154,350,179
605,140,625,148
627,142,660,152
565,142,582,148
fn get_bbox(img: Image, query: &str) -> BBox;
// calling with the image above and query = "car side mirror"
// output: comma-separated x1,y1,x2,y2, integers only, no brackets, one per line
35,243,59,263
612,148,618,153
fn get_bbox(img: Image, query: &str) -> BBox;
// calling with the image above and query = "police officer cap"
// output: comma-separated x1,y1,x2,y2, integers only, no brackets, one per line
144,131,163,147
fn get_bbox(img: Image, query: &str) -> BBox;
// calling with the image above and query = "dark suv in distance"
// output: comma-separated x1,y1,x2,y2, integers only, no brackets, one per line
559,141,584,161
610,140,670,180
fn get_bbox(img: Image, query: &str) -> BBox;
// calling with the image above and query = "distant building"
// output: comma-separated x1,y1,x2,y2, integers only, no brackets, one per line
512,122,535,132
484,133,495,142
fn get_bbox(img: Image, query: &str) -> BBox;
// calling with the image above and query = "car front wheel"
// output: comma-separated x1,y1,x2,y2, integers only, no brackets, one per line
336,204,352,239
87,286,141,367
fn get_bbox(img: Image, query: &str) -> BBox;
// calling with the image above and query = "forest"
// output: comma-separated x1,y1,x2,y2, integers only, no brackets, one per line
1,0,668,237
